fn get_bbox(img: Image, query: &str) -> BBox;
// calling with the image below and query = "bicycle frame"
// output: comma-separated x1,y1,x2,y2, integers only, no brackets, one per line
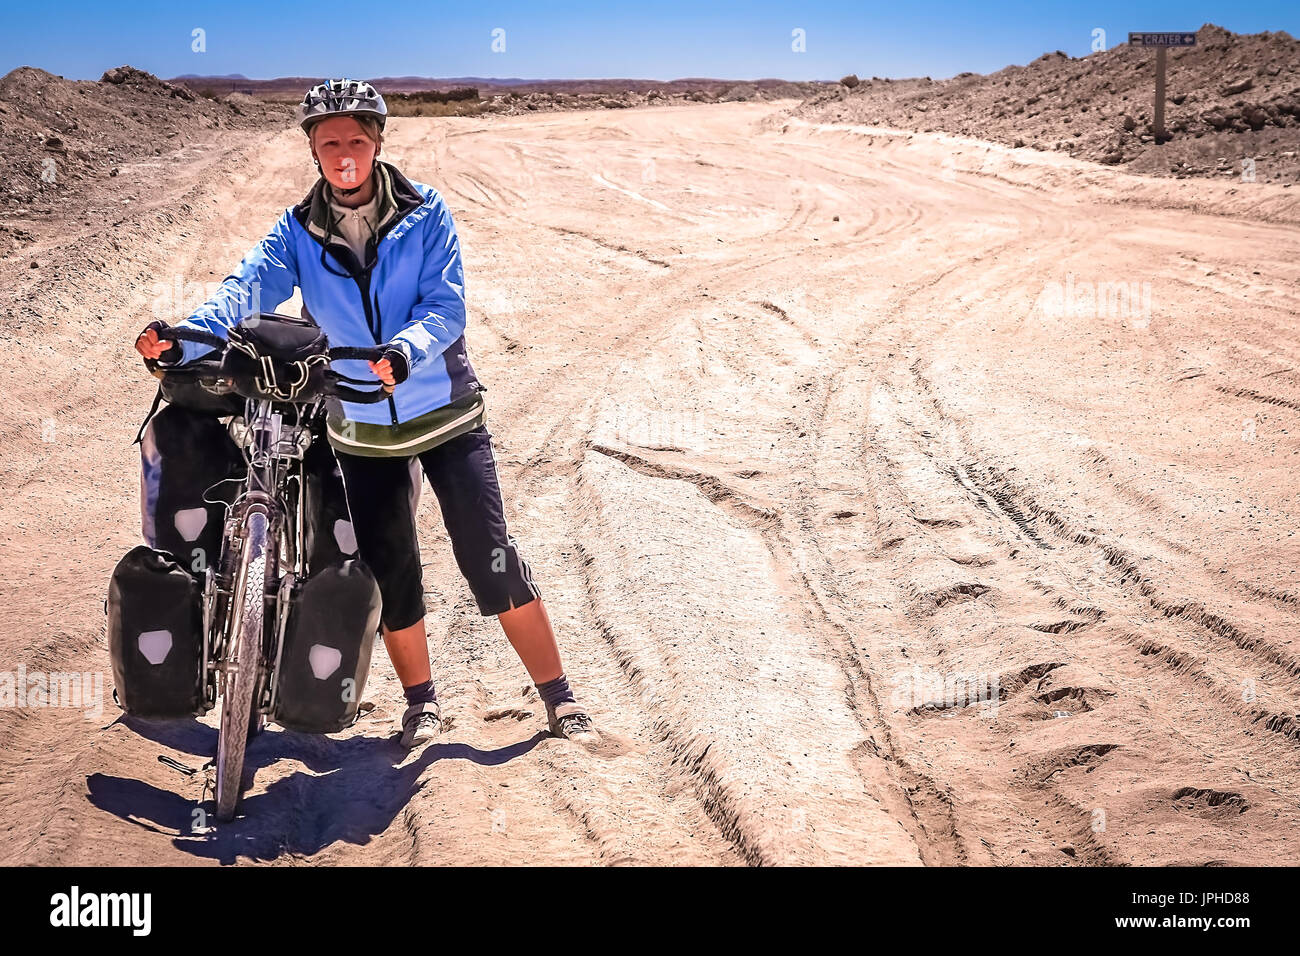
201,395,323,721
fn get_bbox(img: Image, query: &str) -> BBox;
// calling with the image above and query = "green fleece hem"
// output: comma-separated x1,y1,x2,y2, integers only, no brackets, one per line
326,390,486,458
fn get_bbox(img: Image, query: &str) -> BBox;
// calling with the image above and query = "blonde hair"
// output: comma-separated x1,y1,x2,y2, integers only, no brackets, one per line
309,115,383,148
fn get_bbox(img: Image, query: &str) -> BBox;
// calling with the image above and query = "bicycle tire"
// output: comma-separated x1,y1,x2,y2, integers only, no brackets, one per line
215,509,270,822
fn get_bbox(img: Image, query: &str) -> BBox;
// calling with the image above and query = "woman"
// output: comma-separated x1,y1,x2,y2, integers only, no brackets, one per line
135,78,596,749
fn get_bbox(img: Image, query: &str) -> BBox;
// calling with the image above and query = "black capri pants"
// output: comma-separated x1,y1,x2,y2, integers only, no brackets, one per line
332,424,541,631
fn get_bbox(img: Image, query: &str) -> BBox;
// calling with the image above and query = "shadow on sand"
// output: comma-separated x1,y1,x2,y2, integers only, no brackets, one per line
86,715,547,864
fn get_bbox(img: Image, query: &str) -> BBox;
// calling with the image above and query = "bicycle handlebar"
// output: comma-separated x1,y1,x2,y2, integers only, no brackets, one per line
147,327,392,404
162,327,227,350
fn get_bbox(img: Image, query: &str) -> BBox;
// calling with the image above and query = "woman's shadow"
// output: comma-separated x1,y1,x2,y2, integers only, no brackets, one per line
86,713,546,864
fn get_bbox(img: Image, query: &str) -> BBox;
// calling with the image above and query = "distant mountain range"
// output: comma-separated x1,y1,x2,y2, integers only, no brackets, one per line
167,74,826,97
171,73,253,80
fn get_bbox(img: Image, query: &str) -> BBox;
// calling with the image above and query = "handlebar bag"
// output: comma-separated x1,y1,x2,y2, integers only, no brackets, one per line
223,313,331,402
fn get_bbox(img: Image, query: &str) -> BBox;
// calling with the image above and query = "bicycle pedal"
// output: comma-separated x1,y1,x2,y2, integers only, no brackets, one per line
159,754,199,776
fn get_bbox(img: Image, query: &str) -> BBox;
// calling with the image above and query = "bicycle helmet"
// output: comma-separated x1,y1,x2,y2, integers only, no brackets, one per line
297,78,388,135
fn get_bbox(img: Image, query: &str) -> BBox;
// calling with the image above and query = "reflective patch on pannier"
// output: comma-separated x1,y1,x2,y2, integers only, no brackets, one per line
173,507,208,543
333,518,357,556
137,629,174,666
308,645,343,680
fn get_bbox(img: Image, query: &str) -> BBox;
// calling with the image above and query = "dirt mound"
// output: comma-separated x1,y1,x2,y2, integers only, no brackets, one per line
0,65,291,232
220,92,262,115
792,23,1300,182
98,64,191,94
718,84,760,102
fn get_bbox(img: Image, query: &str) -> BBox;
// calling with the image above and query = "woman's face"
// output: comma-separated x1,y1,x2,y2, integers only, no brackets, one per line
310,116,380,190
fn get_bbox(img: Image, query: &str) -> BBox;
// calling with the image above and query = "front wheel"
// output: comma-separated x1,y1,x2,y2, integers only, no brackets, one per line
215,509,270,822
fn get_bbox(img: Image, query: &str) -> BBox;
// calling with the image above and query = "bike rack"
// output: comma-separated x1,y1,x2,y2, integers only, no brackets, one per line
263,571,297,716
200,563,219,713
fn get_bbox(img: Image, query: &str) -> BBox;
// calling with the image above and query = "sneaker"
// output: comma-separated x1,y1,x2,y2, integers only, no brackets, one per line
546,701,599,741
400,701,442,749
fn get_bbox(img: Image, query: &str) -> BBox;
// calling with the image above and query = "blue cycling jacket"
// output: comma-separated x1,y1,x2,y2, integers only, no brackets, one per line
168,160,481,426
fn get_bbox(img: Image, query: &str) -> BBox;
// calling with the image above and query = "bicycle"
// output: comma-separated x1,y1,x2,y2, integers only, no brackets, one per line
141,312,390,822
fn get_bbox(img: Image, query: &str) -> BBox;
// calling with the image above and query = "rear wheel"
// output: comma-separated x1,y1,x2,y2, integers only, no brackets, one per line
215,509,270,822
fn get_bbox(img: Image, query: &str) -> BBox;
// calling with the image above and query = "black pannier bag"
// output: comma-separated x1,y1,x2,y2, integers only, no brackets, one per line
300,415,359,573
271,559,381,733
139,403,246,572
222,313,331,402
107,545,209,718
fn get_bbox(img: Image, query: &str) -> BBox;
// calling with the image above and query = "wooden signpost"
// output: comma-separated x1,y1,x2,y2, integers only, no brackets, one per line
1129,32,1197,142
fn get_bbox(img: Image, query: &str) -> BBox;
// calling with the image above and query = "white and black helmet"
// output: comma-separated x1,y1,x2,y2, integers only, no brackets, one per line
297,78,388,135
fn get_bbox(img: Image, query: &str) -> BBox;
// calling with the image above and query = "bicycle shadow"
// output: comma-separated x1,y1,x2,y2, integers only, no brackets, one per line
86,724,548,864
111,713,386,776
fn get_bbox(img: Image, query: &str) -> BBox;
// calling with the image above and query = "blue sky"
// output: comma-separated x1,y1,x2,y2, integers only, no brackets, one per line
2,1,1295,82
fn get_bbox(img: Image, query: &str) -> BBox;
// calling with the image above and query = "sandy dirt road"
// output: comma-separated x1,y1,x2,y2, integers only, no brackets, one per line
1,101,1298,865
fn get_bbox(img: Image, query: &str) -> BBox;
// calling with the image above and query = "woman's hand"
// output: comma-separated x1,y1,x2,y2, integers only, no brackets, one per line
369,344,410,387
135,320,180,362
368,356,396,386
